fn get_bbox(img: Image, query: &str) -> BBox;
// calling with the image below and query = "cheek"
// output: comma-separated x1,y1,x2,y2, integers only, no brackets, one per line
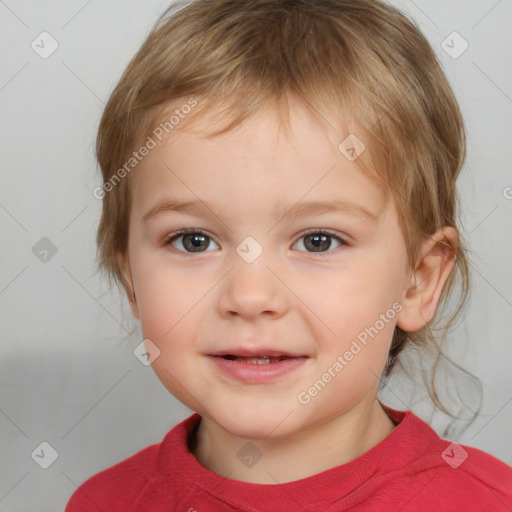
131,257,206,401
305,252,404,389
130,251,202,343
314,253,404,336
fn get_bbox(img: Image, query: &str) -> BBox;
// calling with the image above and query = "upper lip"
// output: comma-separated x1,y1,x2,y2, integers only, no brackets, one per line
208,348,306,358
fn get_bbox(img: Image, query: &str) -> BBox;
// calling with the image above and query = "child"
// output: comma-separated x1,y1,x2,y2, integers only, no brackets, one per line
66,0,512,510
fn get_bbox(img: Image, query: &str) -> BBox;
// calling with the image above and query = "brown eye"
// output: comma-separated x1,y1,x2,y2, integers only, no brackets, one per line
166,230,219,253
293,230,345,254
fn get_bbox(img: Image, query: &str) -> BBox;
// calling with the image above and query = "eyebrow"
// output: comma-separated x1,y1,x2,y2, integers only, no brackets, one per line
142,197,378,223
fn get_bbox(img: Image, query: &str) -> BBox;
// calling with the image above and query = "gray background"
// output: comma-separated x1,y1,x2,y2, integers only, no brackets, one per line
0,0,511,510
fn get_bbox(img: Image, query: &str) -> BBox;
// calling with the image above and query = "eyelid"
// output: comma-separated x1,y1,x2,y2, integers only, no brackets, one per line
297,227,348,243
164,227,213,241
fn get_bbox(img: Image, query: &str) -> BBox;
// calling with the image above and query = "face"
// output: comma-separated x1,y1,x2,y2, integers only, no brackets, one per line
122,98,412,439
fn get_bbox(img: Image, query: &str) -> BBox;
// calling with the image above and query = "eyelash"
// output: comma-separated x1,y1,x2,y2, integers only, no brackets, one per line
163,228,348,256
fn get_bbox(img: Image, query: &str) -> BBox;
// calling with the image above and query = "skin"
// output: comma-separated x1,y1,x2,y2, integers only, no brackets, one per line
119,96,457,484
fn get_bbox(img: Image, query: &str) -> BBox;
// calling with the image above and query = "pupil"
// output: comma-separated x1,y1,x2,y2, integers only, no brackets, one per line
306,234,330,252
184,233,207,252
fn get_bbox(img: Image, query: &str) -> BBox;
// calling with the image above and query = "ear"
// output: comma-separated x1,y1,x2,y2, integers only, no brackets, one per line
115,251,140,320
396,227,458,332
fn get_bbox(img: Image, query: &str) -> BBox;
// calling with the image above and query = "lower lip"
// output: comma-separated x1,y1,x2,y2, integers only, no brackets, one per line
209,356,308,383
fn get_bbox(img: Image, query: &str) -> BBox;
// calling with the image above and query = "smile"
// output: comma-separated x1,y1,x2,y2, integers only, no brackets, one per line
221,355,292,364
209,354,309,383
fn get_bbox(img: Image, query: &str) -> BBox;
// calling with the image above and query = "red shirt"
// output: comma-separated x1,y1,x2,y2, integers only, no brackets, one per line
65,406,512,511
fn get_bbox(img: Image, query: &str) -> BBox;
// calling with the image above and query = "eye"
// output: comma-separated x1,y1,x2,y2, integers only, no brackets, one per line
164,228,347,255
164,229,219,253
293,229,346,254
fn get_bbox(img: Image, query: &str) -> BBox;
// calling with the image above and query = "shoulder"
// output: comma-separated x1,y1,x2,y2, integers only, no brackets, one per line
64,413,201,511
64,442,160,511
381,407,512,509
434,443,512,498
406,416,512,507
405,446,512,510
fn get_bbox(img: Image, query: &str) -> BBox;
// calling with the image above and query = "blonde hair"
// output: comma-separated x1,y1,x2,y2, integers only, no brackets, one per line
95,0,481,430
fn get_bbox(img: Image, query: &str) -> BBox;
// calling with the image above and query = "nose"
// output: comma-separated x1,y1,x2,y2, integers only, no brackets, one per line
216,250,289,320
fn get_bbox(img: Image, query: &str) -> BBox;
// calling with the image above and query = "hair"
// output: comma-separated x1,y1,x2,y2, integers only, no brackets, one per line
95,0,482,432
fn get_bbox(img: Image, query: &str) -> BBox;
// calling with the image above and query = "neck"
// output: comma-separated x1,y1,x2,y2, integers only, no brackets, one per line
191,400,396,484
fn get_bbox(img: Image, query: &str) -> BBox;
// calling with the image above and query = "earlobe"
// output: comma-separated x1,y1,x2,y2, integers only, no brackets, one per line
396,227,458,332
116,251,140,320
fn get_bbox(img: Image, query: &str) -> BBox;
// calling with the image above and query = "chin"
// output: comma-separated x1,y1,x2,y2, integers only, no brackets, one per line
222,419,285,440
211,403,301,441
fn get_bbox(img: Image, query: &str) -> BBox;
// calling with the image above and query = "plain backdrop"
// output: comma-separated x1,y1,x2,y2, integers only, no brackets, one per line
0,0,511,510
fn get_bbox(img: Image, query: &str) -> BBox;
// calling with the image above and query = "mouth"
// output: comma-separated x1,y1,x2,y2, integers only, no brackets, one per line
208,352,308,383
218,354,294,364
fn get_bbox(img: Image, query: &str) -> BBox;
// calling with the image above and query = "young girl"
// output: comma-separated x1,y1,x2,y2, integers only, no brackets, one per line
66,0,512,510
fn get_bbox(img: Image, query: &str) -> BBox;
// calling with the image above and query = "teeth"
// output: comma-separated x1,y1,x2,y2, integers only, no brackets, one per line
232,356,282,364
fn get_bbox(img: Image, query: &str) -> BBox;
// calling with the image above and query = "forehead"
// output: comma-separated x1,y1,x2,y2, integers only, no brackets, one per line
130,98,389,219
